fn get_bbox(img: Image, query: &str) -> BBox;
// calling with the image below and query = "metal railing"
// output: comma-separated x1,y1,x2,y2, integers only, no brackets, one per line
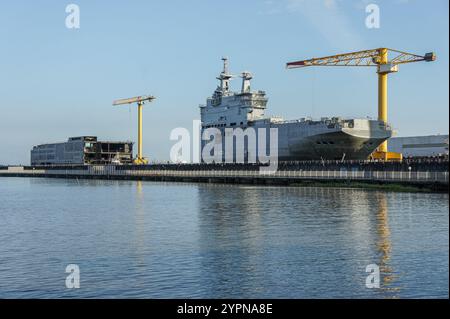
2,166,448,183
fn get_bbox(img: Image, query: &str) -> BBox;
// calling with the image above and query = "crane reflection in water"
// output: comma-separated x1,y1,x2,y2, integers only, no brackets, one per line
374,191,401,297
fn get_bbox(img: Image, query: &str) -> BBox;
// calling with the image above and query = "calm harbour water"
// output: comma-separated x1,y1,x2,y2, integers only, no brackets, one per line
0,177,448,299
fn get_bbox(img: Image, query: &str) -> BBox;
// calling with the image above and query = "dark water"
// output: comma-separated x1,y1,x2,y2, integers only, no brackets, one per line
0,177,448,299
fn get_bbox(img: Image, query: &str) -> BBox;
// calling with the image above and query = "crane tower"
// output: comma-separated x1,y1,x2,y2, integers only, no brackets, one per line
113,95,156,165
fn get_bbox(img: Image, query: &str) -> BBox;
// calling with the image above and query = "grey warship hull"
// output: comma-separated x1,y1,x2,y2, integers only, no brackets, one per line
269,120,391,160
199,58,393,162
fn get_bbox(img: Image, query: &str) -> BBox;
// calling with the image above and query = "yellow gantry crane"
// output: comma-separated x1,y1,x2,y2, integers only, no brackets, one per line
287,48,436,161
113,95,156,165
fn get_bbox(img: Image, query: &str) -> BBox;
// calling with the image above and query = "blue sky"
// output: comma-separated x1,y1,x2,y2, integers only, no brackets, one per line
0,0,448,164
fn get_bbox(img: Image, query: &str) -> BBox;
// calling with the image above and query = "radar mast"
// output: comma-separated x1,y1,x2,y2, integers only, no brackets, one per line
216,57,233,95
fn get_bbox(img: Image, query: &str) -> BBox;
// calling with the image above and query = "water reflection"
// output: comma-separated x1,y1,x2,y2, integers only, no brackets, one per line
374,192,400,297
197,186,281,297
1,178,447,298
133,181,147,269
135,180,145,243
196,185,401,298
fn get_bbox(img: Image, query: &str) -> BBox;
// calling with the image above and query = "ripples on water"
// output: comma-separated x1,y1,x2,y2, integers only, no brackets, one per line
0,178,448,298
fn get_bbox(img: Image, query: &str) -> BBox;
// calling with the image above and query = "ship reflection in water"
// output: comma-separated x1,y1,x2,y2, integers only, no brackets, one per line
196,186,445,298
0,178,448,298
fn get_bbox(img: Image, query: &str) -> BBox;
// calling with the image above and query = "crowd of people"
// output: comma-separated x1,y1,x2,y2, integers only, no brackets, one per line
14,155,448,172
117,155,449,172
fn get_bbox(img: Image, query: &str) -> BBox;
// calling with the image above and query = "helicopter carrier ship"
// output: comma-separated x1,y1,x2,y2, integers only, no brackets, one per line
200,58,393,161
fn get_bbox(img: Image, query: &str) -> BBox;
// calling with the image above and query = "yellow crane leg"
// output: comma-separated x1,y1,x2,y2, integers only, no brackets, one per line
134,102,148,165
371,48,402,162
378,71,388,153
138,102,143,160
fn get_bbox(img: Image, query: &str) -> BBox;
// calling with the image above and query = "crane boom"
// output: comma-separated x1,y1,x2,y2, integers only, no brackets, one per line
286,48,435,68
286,48,436,161
113,95,155,106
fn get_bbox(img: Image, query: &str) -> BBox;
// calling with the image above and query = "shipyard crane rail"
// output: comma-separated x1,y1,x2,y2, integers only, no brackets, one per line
113,95,156,165
287,48,436,161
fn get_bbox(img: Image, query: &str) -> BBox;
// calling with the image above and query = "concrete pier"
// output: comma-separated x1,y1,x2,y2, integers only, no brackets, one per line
1,160,448,191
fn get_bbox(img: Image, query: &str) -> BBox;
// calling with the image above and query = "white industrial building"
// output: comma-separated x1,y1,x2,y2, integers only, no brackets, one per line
389,134,449,158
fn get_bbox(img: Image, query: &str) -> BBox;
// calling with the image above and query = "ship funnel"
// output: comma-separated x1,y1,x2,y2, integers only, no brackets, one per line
241,72,252,93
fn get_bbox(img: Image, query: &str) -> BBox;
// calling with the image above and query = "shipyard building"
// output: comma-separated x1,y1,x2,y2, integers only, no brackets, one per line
30,136,133,166
389,135,449,158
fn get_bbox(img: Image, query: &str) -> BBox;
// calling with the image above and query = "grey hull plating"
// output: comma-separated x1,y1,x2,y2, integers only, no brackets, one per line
199,58,393,162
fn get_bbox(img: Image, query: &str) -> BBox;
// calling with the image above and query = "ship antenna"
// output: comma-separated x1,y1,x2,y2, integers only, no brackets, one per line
222,56,229,74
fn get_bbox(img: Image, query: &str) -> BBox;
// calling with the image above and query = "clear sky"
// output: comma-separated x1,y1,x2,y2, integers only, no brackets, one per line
0,0,448,164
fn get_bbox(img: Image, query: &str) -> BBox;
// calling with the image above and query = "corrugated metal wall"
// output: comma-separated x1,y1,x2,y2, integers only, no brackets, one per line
389,135,449,157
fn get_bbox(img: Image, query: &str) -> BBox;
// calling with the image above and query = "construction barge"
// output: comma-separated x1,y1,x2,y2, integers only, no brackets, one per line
1,158,448,192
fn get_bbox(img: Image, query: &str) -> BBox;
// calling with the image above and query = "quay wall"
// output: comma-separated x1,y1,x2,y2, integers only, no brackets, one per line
1,161,448,191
